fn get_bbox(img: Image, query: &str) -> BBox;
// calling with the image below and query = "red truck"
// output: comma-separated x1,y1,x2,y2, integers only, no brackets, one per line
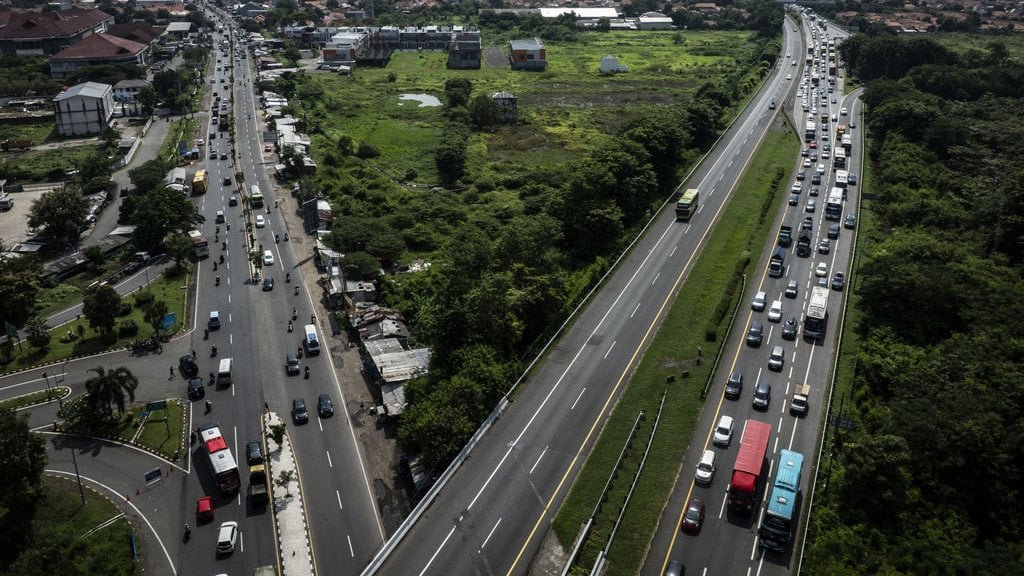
728,419,772,513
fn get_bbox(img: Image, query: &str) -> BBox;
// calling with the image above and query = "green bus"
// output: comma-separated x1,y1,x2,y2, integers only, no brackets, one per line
675,188,699,221
250,184,264,208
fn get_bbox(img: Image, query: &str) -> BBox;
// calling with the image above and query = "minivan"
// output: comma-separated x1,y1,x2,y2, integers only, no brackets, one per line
752,381,772,410
217,358,232,385
303,324,320,356
768,345,785,371
751,291,767,312
216,521,238,555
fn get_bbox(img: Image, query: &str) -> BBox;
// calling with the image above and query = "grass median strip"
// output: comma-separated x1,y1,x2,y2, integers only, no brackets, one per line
552,125,800,575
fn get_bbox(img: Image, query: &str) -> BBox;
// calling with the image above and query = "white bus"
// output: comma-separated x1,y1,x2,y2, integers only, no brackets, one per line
825,188,844,221
803,286,830,340
835,169,849,188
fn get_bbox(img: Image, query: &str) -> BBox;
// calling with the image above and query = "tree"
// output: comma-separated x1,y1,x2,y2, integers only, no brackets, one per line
82,284,121,336
126,185,204,250
84,366,138,418
144,299,169,338
0,407,47,557
443,78,473,108
165,232,195,269
435,125,469,185
468,93,500,130
342,251,381,280
0,253,42,329
74,149,113,194
128,158,168,193
275,470,295,497
136,84,157,116
83,244,105,269
27,185,89,245
23,316,50,351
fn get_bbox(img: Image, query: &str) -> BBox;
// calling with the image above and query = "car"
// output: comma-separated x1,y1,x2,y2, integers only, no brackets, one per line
809,152,818,162
809,186,820,197
831,272,845,291
178,354,199,378
848,172,858,185
695,450,716,486
724,371,743,400
215,210,225,224
713,415,734,447
823,143,831,152
801,147,809,158
815,262,828,277
809,140,817,149
208,310,221,330
805,199,817,213
801,216,814,231
840,106,848,115
209,151,217,160
262,250,274,266
681,498,705,535
782,316,798,340
802,158,812,168
216,521,238,555
220,152,228,160
246,440,263,465
791,182,802,194
849,120,856,129
811,173,822,185
292,399,309,423
768,300,783,323
768,345,785,371
768,100,776,110
844,213,857,229
817,276,829,288
818,238,830,254
788,194,799,206
828,223,840,239
222,177,231,186
229,195,238,206
262,276,274,291
746,321,764,347
796,169,806,181
196,139,204,147
317,393,334,417
822,149,830,160
255,215,266,228
785,279,798,299
751,291,767,312
187,377,205,399
752,380,772,410
286,352,300,376
786,73,792,80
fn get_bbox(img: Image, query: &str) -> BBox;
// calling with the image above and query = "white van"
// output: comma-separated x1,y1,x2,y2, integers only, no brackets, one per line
217,358,232,385
303,324,320,356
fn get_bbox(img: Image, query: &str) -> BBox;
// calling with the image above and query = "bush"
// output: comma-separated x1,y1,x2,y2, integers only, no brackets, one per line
118,302,133,317
705,254,750,339
133,291,155,308
355,143,380,159
117,320,139,338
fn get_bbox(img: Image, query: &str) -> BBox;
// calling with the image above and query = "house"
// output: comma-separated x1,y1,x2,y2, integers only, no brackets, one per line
447,30,481,69
49,33,149,80
53,81,114,136
491,91,518,123
163,22,192,38
301,198,332,232
363,338,431,416
113,79,150,116
0,7,114,56
236,2,271,18
105,23,163,45
509,37,546,71
637,12,675,30
345,280,377,305
599,54,629,74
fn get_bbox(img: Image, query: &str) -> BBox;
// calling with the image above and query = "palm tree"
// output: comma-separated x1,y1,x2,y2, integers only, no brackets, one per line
84,366,139,418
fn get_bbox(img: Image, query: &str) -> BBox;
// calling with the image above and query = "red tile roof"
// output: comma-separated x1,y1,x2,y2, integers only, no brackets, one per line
106,23,162,44
50,33,146,61
0,8,112,41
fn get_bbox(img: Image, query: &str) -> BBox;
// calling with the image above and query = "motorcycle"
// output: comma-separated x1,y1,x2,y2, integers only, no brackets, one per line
287,321,293,333
215,276,220,286
274,233,280,244
184,524,191,542
285,273,290,283
211,345,218,357
219,254,224,264
294,286,299,296
203,328,209,340
213,261,218,271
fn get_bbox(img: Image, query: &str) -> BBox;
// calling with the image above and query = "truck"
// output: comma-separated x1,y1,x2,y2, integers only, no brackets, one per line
219,111,229,131
1,138,32,151
790,384,811,416
768,246,786,278
192,169,209,195
777,225,792,248
728,419,772,513
836,124,847,137
804,121,816,142
675,188,699,221
796,229,812,257
248,463,269,504
841,134,852,154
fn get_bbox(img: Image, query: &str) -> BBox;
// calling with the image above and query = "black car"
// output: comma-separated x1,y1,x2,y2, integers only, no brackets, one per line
246,440,263,465
746,321,764,347
187,378,205,400
796,169,806,181
262,277,274,291
222,177,232,186
317,393,334,417
724,371,743,400
811,173,822,185
809,186,820,197
292,399,309,424
828,223,840,239
801,216,814,231
782,316,798,340
286,353,300,376
831,272,845,291
844,213,857,229
178,355,199,378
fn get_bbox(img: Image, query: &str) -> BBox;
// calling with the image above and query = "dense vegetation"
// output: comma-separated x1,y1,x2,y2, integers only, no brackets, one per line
807,33,1024,575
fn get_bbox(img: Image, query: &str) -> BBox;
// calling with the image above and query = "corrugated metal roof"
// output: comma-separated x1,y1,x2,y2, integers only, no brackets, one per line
54,82,112,101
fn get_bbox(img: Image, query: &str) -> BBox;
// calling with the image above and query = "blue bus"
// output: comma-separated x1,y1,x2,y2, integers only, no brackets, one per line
758,449,804,552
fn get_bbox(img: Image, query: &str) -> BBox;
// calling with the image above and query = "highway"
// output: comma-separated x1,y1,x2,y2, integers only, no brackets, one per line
372,19,811,576
643,13,863,576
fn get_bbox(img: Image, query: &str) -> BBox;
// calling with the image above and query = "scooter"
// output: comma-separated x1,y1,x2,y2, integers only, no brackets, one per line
287,321,293,332
213,261,218,271
304,366,310,380
215,276,220,286
285,273,290,283
294,286,299,296
184,524,191,542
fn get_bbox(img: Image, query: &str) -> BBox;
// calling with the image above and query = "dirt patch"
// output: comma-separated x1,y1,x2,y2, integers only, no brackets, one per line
484,45,507,69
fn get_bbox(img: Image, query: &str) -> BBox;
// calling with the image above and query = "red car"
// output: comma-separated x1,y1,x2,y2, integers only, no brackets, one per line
809,140,818,149
681,497,705,535
196,496,214,523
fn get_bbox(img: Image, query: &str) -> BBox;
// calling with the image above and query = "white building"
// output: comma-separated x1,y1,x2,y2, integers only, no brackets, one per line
322,31,366,65
637,12,675,30
53,82,114,136
599,55,628,74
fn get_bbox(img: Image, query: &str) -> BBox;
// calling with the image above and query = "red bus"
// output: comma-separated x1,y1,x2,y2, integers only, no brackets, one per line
728,419,772,513
198,422,240,493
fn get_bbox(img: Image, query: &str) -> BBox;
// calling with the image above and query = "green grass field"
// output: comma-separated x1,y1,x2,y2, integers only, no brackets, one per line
0,387,68,411
0,118,56,146
552,125,800,576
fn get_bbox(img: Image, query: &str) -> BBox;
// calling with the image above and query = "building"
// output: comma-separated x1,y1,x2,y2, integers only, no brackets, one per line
53,81,114,136
509,37,546,71
0,7,113,56
49,33,149,80
322,31,366,65
163,21,192,38
105,22,163,45
491,91,518,123
447,30,481,69
637,12,675,30
599,55,629,73
363,338,431,416
113,79,150,115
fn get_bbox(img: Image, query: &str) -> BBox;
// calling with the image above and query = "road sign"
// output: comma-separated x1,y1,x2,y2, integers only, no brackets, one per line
146,400,167,411
161,313,176,332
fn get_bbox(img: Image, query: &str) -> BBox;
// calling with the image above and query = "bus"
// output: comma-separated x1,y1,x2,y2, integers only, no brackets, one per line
804,121,816,142
803,286,829,340
250,184,264,208
198,423,240,493
188,230,209,258
758,450,805,552
675,188,699,221
825,188,844,221
833,147,847,170
835,169,849,188
192,170,209,195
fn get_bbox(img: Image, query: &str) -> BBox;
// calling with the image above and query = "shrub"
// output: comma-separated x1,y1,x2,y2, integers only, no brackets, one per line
118,302,133,317
118,320,139,338
355,143,380,159
134,291,155,308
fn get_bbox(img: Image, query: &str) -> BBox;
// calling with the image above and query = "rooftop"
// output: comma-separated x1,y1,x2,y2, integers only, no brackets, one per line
54,81,112,101
50,33,146,61
0,7,112,41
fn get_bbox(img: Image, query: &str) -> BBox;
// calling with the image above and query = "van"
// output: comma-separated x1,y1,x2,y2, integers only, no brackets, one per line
217,358,232,385
303,324,320,356
0,194,13,211
768,345,785,371
208,311,221,330
751,291,767,312
695,449,716,486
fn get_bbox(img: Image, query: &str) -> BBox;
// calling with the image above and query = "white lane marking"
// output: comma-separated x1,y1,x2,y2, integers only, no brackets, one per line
418,525,457,576
603,341,617,360
669,245,678,258
652,272,661,285
630,302,641,318
347,535,355,557
479,517,502,552
570,388,586,411
240,531,244,553
326,451,333,468
336,490,343,510
529,447,548,475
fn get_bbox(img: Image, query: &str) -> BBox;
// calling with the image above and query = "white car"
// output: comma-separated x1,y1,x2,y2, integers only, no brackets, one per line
768,300,783,323
216,521,238,555
786,74,792,80
713,415,734,447
751,290,767,312
263,250,274,266
255,214,265,228
840,107,848,116
695,449,716,485
815,262,829,277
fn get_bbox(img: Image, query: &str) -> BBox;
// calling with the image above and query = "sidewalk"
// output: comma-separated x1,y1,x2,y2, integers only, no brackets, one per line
264,411,314,576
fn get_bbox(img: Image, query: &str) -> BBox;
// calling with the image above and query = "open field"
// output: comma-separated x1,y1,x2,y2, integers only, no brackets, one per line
0,117,56,147
0,141,100,182
931,31,1024,59
552,126,800,576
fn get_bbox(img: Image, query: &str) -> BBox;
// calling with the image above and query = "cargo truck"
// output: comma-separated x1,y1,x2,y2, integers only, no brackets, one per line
728,419,772,513
796,229,812,257
790,384,811,416
248,463,269,504
777,225,792,248
768,246,786,278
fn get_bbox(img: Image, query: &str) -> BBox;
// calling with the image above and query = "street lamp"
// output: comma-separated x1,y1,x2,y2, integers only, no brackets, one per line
41,371,51,398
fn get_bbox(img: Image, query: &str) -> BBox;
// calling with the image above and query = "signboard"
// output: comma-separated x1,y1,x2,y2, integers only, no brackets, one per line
146,400,167,411
161,313,176,332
